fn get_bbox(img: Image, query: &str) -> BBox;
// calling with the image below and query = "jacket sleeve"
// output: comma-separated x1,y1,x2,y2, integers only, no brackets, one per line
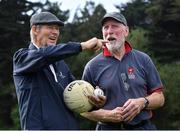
13,43,82,75
82,63,96,88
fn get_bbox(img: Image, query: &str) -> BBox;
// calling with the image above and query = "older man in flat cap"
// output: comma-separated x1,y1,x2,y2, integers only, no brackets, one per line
81,12,165,130
13,11,106,130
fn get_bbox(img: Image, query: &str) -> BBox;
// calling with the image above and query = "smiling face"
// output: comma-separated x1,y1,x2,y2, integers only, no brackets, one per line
32,24,60,47
102,19,129,54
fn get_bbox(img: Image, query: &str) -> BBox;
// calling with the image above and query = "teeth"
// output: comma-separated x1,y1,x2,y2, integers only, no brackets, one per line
108,40,116,43
49,37,56,40
49,36,56,40
109,40,115,42
108,38,116,41
109,40,115,44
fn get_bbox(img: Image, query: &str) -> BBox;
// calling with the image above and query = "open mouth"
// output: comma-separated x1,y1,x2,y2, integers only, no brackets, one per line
107,37,116,45
49,37,56,41
48,36,57,43
107,37,116,41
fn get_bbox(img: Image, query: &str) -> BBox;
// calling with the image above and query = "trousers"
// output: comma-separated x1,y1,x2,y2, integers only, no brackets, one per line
96,120,156,130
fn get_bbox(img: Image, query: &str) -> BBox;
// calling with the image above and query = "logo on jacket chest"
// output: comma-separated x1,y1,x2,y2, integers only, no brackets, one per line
57,71,66,79
128,67,135,79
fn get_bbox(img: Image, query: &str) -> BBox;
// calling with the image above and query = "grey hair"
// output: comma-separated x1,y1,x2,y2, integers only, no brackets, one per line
30,28,35,43
30,25,41,43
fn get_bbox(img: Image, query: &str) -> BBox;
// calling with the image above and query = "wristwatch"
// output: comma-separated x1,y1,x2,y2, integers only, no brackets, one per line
144,97,149,109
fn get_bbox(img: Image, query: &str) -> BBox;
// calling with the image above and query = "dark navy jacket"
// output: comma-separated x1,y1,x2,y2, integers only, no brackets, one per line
13,43,82,130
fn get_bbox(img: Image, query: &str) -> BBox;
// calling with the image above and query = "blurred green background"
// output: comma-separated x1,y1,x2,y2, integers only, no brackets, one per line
0,0,180,129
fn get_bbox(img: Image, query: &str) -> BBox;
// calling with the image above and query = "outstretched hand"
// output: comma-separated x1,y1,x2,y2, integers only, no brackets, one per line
81,37,108,52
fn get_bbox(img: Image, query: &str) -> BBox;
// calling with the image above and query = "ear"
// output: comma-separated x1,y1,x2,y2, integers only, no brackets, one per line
124,26,129,37
31,25,39,35
102,28,106,40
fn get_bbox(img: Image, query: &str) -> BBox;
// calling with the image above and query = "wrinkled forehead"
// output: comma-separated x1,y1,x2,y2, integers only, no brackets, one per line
33,24,62,32
102,18,125,27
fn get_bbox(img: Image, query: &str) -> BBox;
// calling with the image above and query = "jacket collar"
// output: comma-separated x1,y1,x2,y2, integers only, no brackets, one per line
29,42,39,50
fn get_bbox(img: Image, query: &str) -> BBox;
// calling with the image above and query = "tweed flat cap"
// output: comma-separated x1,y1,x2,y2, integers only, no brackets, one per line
30,11,64,27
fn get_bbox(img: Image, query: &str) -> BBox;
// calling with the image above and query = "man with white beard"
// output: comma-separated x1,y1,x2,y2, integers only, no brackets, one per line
81,12,165,130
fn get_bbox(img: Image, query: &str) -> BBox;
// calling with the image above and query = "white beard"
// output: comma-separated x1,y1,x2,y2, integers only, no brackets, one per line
106,37,125,55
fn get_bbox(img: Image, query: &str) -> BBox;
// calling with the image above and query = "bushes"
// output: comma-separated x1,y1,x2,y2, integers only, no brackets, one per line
155,61,180,129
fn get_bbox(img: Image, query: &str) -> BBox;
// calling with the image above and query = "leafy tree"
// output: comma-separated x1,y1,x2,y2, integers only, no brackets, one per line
116,0,180,63
153,61,180,129
42,1,69,23
146,0,180,63
128,28,150,52
116,0,150,29
62,1,106,80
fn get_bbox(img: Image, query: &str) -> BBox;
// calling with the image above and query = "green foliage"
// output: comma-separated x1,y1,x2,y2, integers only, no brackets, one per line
128,28,149,52
61,1,106,43
62,1,106,80
0,84,16,129
116,0,150,28
65,52,93,79
146,0,180,63
42,1,69,22
116,0,180,63
161,62,180,115
11,104,20,129
153,61,180,129
147,0,180,32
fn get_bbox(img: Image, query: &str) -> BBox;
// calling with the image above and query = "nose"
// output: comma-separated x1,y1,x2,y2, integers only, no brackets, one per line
52,28,59,34
106,26,114,35
103,26,114,39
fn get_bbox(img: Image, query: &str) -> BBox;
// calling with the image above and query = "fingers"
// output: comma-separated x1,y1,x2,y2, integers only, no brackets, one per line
109,107,124,123
98,39,109,46
123,99,131,109
81,37,108,51
122,103,132,115
98,95,106,101
87,95,106,108
96,39,109,51
122,106,137,122
93,39,104,52
87,95,100,105
93,44,101,52
121,99,143,122
80,37,98,50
